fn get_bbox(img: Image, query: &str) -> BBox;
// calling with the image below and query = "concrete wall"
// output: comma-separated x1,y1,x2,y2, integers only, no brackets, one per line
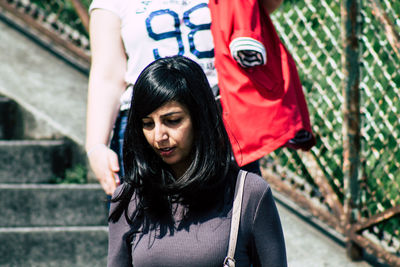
0,16,88,146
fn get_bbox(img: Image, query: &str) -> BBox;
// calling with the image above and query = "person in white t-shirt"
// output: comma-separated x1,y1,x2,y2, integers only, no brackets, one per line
85,0,219,195
85,0,278,196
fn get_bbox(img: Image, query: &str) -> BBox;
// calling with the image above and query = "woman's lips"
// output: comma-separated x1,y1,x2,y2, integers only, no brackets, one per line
158,147,175,157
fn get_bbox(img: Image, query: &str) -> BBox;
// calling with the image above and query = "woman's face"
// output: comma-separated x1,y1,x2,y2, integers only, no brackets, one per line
142,101,194,177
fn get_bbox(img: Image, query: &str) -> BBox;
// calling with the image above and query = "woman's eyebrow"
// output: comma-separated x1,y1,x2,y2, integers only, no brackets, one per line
160,111,183,118
142,111,183,120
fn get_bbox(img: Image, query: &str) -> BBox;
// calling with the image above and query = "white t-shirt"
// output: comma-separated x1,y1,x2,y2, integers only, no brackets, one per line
89,0,218,110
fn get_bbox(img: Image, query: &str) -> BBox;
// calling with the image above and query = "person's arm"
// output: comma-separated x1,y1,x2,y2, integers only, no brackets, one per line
261,0,283,14
229,0,283,69
86,9,127,195
251,187,287,266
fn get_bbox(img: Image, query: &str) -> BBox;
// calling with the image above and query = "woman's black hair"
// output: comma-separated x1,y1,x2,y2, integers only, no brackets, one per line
109,56,238,230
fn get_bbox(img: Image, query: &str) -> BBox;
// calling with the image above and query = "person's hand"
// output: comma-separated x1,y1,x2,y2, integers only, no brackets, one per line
87,145,120,195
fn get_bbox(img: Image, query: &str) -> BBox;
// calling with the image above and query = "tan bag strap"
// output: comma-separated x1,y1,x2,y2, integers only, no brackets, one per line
223,170,247,267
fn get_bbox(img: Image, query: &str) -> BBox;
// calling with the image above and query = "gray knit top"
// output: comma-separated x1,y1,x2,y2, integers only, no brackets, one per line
107,172,287,267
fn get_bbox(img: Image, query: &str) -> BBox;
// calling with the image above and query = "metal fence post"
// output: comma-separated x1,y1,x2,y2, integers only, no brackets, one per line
68,0,90,33
341,0,362,260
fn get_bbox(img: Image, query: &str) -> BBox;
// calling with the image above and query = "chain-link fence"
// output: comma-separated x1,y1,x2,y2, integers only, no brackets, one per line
28,0,90,35
0,0,399,265
265,0,400,265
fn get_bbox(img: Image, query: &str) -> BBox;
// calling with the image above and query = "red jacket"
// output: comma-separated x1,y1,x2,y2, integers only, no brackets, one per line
209,0,315,166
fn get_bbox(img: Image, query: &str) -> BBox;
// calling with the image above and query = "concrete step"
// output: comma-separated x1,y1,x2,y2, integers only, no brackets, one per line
0,96,18,139
0,140,71,183
0,184,108,227
0,226,108,267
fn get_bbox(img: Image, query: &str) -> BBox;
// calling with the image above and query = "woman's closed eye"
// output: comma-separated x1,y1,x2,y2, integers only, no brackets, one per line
165,118,182,126
142,117,182,129
142,120,154,129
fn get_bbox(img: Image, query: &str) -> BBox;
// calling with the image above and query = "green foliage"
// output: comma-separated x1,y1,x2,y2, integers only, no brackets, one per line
271,0,400,200
267,0,400,248
29,0,91,37
51,164,87,184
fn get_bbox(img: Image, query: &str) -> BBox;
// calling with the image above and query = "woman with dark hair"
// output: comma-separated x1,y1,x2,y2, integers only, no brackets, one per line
85,0,293,196
107,56,287,267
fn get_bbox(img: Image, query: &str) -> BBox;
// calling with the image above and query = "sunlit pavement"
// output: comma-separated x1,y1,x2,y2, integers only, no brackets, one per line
276,201,371,267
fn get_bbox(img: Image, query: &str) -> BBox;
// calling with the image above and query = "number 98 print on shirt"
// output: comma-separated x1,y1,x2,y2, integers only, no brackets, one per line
89,0,217,110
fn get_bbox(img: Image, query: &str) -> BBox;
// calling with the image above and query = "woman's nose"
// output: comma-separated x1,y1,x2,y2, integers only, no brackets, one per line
154,124,168,142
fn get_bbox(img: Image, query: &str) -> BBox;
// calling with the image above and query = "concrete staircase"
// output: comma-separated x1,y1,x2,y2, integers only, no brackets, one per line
0,96,108,266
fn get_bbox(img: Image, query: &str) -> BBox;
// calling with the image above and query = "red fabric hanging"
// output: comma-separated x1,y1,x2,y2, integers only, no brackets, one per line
209,0,315,166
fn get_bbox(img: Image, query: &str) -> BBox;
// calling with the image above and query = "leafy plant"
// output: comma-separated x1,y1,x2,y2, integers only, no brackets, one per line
51,164,87,184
